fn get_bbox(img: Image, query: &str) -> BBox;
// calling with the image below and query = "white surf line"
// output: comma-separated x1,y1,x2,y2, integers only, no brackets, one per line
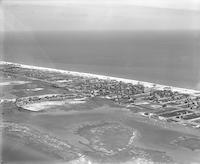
1,61,200,96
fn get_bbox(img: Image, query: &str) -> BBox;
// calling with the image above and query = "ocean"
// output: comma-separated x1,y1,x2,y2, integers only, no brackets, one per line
1,31,200,90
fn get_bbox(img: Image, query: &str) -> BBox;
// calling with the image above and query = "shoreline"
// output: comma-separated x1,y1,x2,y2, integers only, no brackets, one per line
1,61,200,96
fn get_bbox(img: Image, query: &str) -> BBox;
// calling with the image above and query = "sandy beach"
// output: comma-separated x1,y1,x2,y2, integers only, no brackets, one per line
22,99,86,112
1,61,200,96
0,81,29,86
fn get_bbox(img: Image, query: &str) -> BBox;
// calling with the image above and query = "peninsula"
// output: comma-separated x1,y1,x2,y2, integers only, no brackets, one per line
1,61,200,164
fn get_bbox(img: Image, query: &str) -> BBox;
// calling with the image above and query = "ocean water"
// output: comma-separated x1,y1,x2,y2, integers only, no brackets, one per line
1,31,200,90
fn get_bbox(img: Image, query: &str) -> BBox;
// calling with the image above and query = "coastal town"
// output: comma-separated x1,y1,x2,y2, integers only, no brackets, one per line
1,61,200,129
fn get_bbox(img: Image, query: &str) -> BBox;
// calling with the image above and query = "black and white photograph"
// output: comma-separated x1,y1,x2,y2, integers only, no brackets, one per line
0,0,200,163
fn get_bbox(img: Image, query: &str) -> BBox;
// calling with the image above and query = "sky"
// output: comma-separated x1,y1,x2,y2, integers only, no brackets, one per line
1,0,200,31
2,0,200,11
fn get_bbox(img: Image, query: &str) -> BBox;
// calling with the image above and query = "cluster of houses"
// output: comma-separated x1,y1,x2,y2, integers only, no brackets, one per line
144,89,200,110
68,78,145,103
2,63,200,128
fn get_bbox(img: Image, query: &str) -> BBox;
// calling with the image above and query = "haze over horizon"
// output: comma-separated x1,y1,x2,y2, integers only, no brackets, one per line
1,0,200,32
2,0,200,11
0,0,200,90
